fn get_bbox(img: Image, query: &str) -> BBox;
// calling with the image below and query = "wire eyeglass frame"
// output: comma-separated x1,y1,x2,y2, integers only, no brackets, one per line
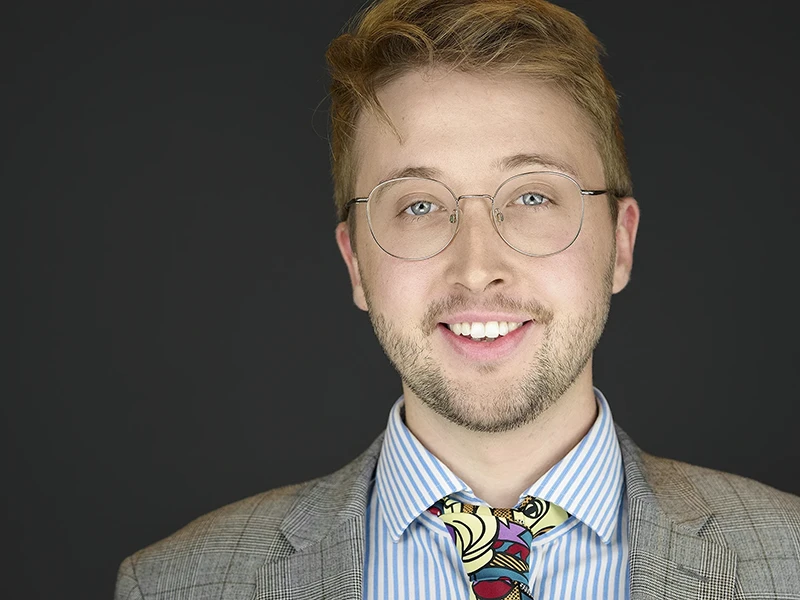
342,170,608,261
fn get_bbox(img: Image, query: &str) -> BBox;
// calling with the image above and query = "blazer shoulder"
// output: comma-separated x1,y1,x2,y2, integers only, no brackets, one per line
145,479,315,557
115,480,315,599
635,448,800,574
625,446,800,593
643,452,800,517
116,434,384,600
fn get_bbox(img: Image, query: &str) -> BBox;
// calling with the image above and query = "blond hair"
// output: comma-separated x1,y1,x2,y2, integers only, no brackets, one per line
326,0,632,222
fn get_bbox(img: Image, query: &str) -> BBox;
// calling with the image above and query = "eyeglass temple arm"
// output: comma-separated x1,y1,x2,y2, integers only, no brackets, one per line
342,198,368,221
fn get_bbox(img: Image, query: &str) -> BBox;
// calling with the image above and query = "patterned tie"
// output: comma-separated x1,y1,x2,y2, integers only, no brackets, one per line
429,496,570,600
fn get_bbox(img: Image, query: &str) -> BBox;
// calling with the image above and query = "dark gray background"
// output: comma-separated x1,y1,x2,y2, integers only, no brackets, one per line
4,1,799,597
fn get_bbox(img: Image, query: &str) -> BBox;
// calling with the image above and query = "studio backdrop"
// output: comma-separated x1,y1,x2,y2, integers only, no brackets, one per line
5,1,798,598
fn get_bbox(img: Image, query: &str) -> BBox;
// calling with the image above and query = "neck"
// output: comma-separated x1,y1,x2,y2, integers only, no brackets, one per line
402,372,598,508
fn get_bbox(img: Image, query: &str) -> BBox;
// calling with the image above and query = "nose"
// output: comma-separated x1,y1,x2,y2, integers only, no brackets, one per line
443,195,514,294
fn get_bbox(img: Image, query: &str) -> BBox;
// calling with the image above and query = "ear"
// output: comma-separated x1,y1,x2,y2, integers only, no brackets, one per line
335,221,368,311
611,197,640,294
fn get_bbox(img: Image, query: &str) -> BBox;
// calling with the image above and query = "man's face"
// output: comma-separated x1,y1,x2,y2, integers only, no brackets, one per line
336,69,638,432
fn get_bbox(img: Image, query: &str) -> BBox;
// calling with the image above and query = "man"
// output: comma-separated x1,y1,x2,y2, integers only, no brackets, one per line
115,0,800,598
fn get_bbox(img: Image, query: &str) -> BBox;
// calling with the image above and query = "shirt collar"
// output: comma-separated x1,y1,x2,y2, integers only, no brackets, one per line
521,388,624,545
374,388,624,545
374,398,468,541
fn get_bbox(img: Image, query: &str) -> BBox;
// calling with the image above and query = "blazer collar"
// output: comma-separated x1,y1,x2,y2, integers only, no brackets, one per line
617,425,737,600
253,433,383,600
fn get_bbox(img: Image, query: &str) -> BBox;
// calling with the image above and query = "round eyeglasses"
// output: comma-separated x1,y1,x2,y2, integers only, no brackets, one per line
343,171,608,260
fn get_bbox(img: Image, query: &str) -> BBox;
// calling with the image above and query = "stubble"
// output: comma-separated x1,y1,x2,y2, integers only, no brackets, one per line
361,255,616,433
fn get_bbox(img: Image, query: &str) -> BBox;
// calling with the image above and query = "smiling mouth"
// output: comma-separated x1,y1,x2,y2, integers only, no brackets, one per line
442,320,532,341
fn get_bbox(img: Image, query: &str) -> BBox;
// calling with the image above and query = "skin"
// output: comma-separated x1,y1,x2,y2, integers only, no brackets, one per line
336,69,639,508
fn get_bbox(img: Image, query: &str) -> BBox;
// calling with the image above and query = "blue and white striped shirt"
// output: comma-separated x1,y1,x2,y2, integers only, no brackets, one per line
363,388,629,599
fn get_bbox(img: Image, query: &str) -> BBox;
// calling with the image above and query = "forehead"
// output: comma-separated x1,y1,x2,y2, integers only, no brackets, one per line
353,69,604,193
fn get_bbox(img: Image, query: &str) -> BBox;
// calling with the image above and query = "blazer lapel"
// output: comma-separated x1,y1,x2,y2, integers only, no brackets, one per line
253,434,383,600
254,518,366,600
617,427,737,600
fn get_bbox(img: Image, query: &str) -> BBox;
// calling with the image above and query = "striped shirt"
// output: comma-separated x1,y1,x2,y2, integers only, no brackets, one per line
363,388,629,599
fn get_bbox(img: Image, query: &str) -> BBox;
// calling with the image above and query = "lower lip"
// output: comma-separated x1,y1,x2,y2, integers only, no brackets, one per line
437,321,534,362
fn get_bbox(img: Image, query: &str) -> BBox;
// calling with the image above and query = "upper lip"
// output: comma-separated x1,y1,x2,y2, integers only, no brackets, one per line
439,313,533,325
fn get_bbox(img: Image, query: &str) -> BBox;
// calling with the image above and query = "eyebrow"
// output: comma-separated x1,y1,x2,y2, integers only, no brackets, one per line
495,153,580,180
379,152,581,185
382,165,443,181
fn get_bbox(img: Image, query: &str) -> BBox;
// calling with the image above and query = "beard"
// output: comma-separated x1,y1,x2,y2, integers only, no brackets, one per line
361,255,615,433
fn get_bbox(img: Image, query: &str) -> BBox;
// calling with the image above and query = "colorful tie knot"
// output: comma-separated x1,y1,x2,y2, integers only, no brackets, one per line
429,496,570,600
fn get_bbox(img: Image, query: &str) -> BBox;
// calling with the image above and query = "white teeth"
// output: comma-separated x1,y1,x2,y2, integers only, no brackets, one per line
447,321,525,339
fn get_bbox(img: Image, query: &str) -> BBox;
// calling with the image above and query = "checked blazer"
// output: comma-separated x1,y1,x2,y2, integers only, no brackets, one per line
115,427,800,599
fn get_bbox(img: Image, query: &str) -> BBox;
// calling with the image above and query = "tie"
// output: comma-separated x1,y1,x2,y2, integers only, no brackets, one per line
429,495,570,600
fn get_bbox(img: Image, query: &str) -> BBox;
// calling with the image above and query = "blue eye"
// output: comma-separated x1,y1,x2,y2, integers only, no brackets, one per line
518,192,547,206
405,201,436,216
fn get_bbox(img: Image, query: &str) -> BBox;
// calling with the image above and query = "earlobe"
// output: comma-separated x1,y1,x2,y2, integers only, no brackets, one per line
611,197,640,294
335,222,368,311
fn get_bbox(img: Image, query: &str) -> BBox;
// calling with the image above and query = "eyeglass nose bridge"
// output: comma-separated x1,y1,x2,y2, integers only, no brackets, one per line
456,194,494,200
451,193,503,227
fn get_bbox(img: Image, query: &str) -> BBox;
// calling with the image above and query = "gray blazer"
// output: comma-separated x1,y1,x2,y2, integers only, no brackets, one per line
115,427,800,599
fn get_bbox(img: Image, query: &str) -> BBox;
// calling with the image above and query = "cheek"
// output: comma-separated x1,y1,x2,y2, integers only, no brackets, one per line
360,252,434,317
542,227,614,309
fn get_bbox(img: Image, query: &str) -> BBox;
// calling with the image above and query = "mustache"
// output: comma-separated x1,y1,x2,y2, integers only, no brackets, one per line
422,293,553,334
